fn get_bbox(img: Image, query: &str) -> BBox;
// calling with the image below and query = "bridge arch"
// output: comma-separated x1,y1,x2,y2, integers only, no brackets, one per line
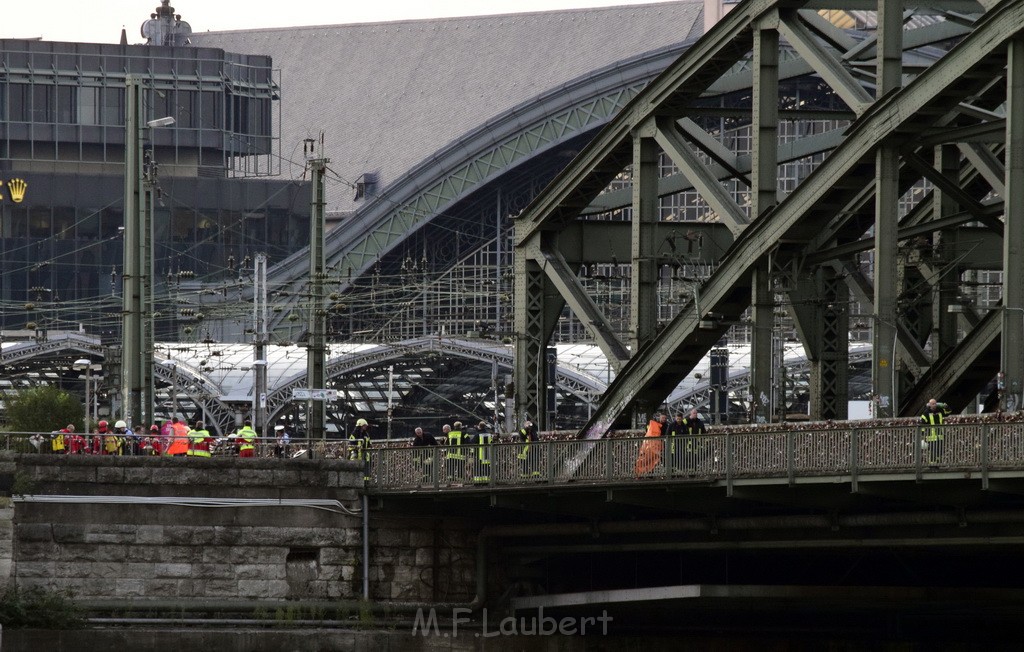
199,42,700,341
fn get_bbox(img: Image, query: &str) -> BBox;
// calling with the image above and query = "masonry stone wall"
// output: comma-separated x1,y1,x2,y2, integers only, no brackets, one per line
1,454,476,605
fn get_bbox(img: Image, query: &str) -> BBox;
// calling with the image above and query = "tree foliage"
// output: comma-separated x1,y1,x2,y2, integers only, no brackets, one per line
7,385,83,434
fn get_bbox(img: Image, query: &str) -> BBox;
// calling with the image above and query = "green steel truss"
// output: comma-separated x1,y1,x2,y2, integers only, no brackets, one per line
514,0,1024,436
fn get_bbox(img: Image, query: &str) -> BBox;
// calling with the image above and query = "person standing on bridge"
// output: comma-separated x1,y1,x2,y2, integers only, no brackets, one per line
273,424,292,458
237,419,257,458
50,426,67,455
166,417,190,456
667,409,706,475
92,420,108,455
67,425,87,455
681,408,708,474
446,421,467,482
517,420,539,478
186,421,213,458
921,398,951,465
473,420,493,484
666,413,686,473
107,420,129,455
145,425,162,455
350,418,372,480
412,427,439,484
635,412,667,476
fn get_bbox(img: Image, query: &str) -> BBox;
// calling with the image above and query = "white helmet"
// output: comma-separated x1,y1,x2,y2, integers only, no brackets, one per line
114,420,127,429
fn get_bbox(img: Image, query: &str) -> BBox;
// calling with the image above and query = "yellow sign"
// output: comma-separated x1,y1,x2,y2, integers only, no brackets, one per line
879,359,889,367
8,178,27,203
0,178,28,203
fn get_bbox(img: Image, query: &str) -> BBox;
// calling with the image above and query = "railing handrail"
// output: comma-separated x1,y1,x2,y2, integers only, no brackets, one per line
365,422,1024,492
10,423,1022,482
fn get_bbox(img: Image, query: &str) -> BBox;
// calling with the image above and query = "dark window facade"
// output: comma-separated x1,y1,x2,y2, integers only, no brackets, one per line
0,40,307,333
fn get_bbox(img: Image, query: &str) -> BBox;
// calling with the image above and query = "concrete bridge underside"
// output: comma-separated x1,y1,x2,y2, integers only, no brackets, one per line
515,0,1024,434
371,447,1024,639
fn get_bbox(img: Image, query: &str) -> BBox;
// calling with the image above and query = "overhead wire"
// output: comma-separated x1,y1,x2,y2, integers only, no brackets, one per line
7,129,526,339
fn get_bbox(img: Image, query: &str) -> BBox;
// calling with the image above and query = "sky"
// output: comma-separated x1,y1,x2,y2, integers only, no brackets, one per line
6,0,684,45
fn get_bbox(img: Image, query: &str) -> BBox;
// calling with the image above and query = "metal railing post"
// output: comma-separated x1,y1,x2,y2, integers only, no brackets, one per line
725,432,733,497
850,428,858,493
606,438,613,482
489,442,495,488
546,439,554,482
981,425,990,490
914,424,923,482
786,430,795,486
663,435,670,480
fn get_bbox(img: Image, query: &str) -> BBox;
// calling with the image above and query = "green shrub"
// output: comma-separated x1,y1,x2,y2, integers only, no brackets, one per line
7,386,84,435
0,586,84,629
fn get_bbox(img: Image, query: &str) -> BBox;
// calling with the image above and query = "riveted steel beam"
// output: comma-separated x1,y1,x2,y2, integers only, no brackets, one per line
571,0,1024,438
539,247,629,370
654,117,750,235
899,307,1001,415
778,11,873,116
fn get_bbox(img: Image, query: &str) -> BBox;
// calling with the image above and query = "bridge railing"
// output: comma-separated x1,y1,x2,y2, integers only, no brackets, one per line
10,422,1024,487
366,423,1022,491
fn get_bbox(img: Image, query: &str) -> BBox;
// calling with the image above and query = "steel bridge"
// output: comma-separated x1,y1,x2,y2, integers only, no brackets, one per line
13,2,1024,446
514,0,1024,434
186,1,1012,435
368,422,1023,494
366,419,1024,636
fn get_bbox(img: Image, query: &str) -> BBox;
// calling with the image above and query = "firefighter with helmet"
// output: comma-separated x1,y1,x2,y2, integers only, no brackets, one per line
517,420,539,478
349,418,372,480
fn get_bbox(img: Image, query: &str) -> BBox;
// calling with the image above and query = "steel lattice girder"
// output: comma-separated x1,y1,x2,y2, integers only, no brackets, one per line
514,0,1021,437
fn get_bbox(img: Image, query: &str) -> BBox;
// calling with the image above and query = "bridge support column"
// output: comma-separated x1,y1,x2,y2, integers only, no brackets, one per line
872,0,903,418
630,129,660,357
122,78,145,430
1002,38,1024,411
872,148,899,418
514,238,563,430
630,127,660,420
808,267,849,420
750,264,774,422
749,22,779,424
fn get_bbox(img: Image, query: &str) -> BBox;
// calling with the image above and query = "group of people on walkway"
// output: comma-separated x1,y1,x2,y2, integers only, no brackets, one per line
390,418,539,483
35,396,957,472
633,398,955,475
634,408,708,476
44,417,259,458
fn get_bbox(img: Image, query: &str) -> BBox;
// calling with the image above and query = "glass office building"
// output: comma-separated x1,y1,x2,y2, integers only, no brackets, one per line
0,38,310,340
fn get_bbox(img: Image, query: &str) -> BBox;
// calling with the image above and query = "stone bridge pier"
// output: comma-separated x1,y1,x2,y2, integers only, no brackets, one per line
0,455,477,607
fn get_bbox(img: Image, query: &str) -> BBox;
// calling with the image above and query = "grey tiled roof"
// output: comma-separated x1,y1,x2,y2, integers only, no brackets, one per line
190,2,704,213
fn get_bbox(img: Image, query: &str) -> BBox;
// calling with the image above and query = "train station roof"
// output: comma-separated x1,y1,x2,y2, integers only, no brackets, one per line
190,1,705,213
